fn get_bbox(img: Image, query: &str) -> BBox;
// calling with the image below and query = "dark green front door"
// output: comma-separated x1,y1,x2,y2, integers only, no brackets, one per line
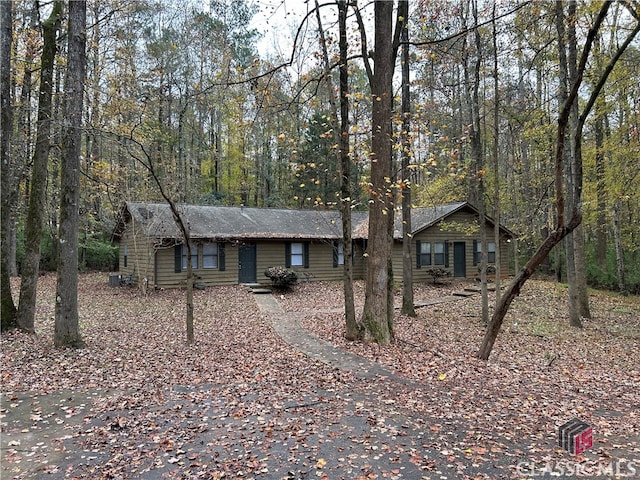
238,243,257,283
453,242,466,277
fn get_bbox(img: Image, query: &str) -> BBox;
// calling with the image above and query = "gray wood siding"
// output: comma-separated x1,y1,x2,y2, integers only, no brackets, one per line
118,220,156,285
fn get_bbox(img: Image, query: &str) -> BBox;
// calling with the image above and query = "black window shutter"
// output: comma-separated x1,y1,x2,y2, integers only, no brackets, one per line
285,242,291,268
473,239,478,265
304,242,310,268
174,244,182,272
444,241,450,268
333,241,338,268
218,242,225,271
416,240,421,268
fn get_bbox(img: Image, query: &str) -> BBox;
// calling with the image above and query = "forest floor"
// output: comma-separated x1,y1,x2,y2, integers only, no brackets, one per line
1,273,639,479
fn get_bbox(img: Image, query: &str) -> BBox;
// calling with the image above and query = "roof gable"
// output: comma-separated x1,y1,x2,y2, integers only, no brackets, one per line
396,201,514,239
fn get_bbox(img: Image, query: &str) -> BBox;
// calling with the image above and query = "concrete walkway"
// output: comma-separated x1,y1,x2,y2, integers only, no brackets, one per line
253,293,468,383
253,294,399,380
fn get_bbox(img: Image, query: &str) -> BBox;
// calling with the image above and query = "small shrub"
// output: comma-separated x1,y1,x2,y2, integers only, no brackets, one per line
264,266,298,291
477,265,496,274
425,267,450,284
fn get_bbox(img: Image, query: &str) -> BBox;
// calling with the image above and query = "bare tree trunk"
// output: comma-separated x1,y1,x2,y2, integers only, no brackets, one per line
1,0,17,331
314,0,358,338
558,0,582,328
55,0,86,348
337,1,358,338
613,201,627,295
361,0,395,344
8,4,41,279
464,0,488,323
573,223,591,318
399,0,416,317
18,1,62,333
492,3,501,303
594,110,607,270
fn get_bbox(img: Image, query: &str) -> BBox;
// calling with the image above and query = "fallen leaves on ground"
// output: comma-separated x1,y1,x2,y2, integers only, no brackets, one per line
1,273,638,479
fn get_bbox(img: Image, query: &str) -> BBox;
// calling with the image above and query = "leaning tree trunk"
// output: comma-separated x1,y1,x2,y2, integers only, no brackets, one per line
55,0,86,348
478,221,579,360
479,1,636,359
0,0,17,331
17,1,62,333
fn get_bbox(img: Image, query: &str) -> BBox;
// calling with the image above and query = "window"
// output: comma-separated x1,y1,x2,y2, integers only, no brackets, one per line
333,241,344,267
290,242,304,266
286,241,309,268
202,242,218,269
182,244,198,270
474,241,496,264
123,245,128,268
433,242,445,265
419,241,431,266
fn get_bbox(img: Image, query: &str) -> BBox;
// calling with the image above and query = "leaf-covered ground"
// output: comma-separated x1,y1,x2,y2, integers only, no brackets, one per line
1,273,639,479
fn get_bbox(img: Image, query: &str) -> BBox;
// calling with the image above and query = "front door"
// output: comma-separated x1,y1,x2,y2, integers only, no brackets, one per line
238,243,257,283
453,242,466,278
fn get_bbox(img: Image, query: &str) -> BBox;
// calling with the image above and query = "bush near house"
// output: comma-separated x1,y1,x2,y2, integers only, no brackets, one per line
425,267,450,284
265,266,298,291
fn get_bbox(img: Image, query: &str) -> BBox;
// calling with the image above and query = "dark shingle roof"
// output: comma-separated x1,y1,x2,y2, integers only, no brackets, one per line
122,202,370,240
116,201,512,241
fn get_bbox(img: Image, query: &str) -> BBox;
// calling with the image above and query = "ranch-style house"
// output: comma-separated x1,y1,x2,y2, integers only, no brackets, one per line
112,201,514,289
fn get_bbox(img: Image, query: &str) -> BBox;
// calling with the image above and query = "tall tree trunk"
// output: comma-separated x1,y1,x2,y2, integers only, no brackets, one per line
464,0,488,323
1,0,17,331
11,5,40,278
492,2,501,303
17,1,62,333
594,108,607,270
361,0,395,344
399,0,416,317
314,0,357,338
55,0,87,348
557,0,582,328
337,0,358,338
567,0,590,324
593,29,608,271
